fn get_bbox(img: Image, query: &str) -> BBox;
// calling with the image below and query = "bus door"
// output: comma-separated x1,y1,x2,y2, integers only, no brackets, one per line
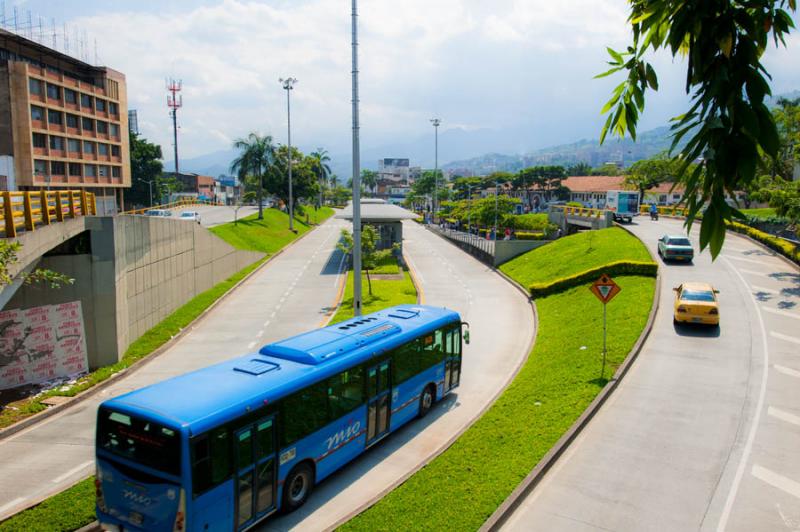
234,416,277,530
366,360,391,446
444,328,461,391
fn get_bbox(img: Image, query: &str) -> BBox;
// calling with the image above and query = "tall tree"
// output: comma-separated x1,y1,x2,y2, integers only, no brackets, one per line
361,169,379,197
309,148,332,207
264,145,320,216
598,0,797,257
128,133,163,208
624,154,682,199
567,162,593,176
230,133,275,220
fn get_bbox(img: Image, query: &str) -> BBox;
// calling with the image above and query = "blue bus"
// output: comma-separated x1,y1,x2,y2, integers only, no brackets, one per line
95,304,467,531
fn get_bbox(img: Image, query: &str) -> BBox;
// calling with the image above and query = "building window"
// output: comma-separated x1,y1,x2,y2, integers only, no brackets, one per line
51,161,65,175
64,88,77,104
82,117,94,132
96,121,108,134
112,166,121,178
69,162,81,176
98,143,109,156
96,99,106,112
108,102,118,115
29,78,42,95
84,164,97,177
32,133,46,148
67,138,80,152
80,93,93,109
111,145,120,157
49,136,65,150
109,123,119,137
99,165,110,177
34,159,47,176
66,113,79,128
31,105,44,121
47,109,63,125
46,83,60,100
83,141,95,154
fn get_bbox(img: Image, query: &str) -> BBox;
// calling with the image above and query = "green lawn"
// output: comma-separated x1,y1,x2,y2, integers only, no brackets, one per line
341,275,654,531
209,206,334,255
500,227,651,287
330,269,417,325
370,254,401,275
0,478,95,532
740,207,777,219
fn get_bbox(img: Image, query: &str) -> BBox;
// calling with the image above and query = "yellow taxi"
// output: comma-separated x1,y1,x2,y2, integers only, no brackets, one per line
673,282,720,326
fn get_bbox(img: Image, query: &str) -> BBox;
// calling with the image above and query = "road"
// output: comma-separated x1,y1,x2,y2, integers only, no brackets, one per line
262,220,535,531
0,215,348,520
502,217,800,532
162,204,259,226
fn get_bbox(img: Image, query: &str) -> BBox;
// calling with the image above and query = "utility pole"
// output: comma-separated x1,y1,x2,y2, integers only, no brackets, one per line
141,179,154,207
351,0,363,316
280,77,297,231
166,79,182,179
430,118,441,220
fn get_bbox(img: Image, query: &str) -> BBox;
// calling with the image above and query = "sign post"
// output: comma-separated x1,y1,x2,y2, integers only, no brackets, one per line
589,273,621,379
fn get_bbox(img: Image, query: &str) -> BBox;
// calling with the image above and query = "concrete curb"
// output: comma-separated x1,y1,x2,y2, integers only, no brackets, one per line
480,228,661,532
0,217,330,443
325,224,538,531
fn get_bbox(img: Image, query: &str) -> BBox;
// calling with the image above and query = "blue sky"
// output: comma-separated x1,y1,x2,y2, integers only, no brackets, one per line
7,1,800,167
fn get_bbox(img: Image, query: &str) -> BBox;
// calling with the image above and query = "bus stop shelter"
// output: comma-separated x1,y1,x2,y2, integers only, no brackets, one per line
335,199,418,251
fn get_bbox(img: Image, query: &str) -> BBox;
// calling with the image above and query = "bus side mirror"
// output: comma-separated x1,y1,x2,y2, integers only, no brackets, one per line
464,330,470,345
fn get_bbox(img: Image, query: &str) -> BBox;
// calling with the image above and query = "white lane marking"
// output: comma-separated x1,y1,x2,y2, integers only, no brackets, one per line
256,329,264,337
717,258,770,532
774,364,800,378
270,312,276,318
724,255,772,266
768,406,800,427
52,460,94,484
279,297,286,303
751,285,779,295
263,320,270,327
0,497,25,515
762,307,800,321
737,267,767,277
770,331,800,345
247,341,257,350
751,465,800,500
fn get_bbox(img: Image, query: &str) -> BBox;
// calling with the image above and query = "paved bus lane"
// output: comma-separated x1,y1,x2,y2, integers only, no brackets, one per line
263,221,535,531
501,217,800,532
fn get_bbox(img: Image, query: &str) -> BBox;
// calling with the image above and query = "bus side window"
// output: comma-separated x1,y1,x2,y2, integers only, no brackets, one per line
420,330,444,370
191,426,231,497
392,341,418,385
328,368,364,419
281,381,330,447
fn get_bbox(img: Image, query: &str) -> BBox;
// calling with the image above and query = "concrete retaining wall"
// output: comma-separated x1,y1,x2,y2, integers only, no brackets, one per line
5,215,263,368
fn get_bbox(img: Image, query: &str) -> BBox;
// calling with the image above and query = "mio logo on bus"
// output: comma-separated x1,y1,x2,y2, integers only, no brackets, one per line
325,420,361,451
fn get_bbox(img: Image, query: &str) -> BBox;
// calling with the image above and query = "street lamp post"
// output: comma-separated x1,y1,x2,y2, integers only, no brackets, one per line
141,179,154,207
280,77,298,231
467,184,473,234
430,118,441,220
351,0,363,316
494,179,499,241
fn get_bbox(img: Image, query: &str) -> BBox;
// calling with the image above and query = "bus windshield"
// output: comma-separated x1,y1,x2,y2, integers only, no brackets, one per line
97,408,181,476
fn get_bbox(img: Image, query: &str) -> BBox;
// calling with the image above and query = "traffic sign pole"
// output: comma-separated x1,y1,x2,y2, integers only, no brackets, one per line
602,302,607,379
589,273,620,380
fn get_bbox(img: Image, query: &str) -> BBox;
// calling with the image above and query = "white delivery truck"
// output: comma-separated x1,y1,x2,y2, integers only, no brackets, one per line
606,190,640,223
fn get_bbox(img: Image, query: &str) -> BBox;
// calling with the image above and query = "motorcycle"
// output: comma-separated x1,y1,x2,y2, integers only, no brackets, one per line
650,210,659,221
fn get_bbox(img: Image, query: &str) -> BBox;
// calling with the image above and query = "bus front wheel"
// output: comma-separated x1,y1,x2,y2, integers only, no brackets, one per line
419,384,436,418
282,462,315,512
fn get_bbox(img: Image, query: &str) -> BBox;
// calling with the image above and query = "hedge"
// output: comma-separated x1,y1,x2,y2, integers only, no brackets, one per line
529,260,658,298
726,221,800,265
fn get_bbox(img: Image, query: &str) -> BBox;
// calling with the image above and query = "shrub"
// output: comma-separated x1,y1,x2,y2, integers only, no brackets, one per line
726,221,799,265
528,260,658,298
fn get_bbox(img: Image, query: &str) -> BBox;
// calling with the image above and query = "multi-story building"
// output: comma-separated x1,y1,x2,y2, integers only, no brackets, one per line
0,28,130,210
378,158,410,183
164,172,216,201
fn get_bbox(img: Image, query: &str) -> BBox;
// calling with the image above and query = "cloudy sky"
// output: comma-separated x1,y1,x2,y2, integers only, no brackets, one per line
9,0,800,166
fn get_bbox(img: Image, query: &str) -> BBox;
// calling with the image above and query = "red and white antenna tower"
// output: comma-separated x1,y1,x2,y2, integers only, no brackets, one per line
166,79,183,175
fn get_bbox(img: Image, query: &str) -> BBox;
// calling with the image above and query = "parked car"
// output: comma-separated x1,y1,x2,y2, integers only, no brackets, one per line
180,211,201,224
658,234,694,262
673,282,720,326
144,209,172,217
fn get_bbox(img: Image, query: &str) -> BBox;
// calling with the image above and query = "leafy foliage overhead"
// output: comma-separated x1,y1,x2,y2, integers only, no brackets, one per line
598,0,797,257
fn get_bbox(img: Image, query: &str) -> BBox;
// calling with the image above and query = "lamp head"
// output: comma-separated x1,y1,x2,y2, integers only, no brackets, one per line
280,77,298,90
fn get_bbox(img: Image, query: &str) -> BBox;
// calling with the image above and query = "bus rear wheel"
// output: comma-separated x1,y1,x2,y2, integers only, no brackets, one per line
419,384,435,418
282,462,314,512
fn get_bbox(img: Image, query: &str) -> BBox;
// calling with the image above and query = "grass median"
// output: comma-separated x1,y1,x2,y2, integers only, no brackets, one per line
340,227,656,531
330,267,417,325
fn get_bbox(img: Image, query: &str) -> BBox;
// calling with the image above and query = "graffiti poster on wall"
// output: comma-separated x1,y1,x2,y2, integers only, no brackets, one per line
0,301,89,390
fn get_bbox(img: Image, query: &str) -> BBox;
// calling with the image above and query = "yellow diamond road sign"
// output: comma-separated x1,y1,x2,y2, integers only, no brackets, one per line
590,273,621,304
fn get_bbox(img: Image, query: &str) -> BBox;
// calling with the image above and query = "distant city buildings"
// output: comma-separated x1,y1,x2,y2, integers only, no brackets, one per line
378,158,410,182
128,109,139,135
163,171,215,201
0,28,131,211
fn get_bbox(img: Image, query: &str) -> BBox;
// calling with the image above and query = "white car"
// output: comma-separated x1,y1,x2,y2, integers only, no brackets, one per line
179,211,201,224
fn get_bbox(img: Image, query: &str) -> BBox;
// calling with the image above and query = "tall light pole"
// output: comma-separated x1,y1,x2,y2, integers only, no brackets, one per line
467,184,473,234
494,179,499,241
430,118,441,220
351,0,363,316
141,179,154,207
280,77,298,231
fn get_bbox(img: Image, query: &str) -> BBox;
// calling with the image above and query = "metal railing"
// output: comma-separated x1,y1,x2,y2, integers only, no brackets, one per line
1,190,97,238
122,198,225,215
556,205,607,218
427,224,495,263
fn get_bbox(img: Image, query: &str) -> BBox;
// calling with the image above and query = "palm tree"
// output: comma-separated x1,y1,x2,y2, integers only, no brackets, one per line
329,174,339,188
230,133,275,220
361,169,378,197
309,147,332,207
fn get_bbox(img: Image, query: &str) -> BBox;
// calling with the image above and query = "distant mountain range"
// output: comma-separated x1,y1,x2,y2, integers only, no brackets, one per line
173,90,799,179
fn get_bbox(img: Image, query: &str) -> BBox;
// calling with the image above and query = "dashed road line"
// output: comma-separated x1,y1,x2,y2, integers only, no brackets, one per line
768,406,800,427
762,307,800,320
256,329,264,337
51,460,93,484
751,465,800,500
247,341,257,350
770,331,800,346
263,320,270,327
774,364,800,378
